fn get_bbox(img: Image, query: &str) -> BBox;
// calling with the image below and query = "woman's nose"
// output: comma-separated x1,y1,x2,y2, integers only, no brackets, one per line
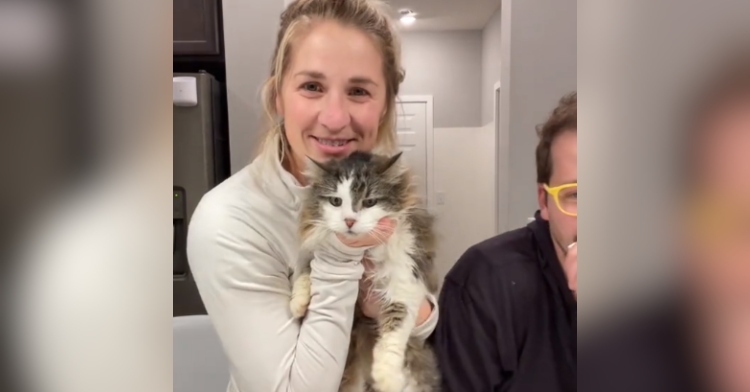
318,93,351,132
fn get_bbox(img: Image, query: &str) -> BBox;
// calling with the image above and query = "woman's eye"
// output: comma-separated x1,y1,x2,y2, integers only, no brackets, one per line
350,87,370,96
362,199,377,208
329,197,342,207
302,82,322,92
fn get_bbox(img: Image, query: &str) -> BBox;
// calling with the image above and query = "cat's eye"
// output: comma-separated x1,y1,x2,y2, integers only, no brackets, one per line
362,198,378,208
329,197,342,207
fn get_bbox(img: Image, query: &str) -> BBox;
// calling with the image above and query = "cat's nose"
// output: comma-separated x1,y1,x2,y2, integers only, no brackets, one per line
344,218,356,228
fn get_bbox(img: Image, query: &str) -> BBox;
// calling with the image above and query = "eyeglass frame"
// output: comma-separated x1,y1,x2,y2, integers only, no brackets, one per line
543,183,578,217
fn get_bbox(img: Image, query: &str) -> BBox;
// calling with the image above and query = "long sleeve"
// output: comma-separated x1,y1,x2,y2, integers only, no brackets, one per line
432,279,503,392
410,292,439,340
187,197,366,392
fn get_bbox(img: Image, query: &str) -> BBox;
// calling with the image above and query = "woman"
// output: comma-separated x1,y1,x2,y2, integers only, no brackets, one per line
186,0,438,391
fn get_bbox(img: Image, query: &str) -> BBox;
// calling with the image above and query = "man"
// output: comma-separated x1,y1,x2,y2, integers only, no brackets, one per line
431,92,577,392
579,48,750,392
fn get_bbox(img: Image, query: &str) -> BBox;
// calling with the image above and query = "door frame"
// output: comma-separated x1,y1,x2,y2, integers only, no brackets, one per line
493,81,509,234
396,95,435,212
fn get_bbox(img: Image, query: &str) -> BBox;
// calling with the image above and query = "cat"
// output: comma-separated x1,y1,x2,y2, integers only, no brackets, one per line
289,151,441,392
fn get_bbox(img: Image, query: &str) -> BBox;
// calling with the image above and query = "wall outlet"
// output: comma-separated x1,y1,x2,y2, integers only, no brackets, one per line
436,191,446,205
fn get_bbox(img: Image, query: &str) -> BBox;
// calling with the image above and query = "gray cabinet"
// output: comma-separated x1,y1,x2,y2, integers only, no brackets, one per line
174,0,220,56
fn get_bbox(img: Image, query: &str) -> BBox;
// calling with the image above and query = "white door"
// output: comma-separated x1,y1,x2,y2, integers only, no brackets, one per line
395,100,429,208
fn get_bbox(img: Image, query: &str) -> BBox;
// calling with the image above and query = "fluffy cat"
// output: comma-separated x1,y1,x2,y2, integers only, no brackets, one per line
289,151,441,392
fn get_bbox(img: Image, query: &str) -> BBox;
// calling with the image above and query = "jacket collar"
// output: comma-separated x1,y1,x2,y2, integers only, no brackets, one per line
255,151,308,210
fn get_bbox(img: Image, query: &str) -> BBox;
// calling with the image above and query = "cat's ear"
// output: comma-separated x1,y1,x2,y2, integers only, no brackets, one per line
377,151,404,175
303,156,332,179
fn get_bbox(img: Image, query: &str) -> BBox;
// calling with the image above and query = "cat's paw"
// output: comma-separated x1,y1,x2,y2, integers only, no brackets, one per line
289,274,312,318
371,353,406,392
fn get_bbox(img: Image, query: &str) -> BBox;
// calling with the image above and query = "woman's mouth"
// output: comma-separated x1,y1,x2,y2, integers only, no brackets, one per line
311,136,355,155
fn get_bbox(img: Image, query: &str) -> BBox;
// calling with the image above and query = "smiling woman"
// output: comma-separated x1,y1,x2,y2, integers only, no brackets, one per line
278,18,387,165
185,1,438,392
260,0,405,186
284,20,386,161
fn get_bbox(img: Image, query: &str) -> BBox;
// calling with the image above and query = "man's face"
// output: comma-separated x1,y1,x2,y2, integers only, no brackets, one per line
539,129,578,259
682,98,750,310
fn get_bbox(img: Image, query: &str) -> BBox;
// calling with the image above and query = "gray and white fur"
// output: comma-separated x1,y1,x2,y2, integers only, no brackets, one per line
290,151,441,392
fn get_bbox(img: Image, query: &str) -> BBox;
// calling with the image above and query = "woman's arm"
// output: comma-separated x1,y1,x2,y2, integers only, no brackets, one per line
411,293,438,340
187,202,365,392
359,260,438,341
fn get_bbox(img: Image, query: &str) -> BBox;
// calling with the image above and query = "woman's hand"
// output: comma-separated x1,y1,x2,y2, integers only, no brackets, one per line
336,217,396,248
358,258,433,326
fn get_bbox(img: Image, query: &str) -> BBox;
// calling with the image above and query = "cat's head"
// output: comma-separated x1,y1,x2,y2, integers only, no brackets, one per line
301,151,412,237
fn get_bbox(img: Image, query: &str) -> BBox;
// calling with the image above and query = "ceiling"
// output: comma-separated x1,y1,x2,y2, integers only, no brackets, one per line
384,0,502,31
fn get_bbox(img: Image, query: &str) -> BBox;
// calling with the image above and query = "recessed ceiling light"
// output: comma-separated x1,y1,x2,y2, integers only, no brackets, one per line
399,9,416,25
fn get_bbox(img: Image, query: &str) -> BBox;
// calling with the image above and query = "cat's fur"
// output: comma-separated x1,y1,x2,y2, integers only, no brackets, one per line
290,151,441,392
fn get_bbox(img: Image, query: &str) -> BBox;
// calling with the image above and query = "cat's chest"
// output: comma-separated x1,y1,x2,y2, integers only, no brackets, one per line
365,231,416,283
368,229,414,259
366,245,399,265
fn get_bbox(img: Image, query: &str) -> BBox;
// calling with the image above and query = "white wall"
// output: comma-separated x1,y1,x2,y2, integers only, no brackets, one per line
223,0,285,173
400,31,482,128
499,0,577,230
432,125,496,288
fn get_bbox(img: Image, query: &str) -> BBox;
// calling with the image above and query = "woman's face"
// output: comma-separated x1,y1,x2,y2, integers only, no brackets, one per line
277,20,387,176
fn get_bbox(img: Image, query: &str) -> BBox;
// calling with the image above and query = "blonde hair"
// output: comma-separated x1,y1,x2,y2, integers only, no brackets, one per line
257,0,404,166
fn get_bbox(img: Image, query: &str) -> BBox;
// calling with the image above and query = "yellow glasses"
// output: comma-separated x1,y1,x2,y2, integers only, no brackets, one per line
543,183,578,217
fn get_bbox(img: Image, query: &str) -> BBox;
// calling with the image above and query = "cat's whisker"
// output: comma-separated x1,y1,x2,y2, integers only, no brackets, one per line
370,228,389,245
310,220,329,229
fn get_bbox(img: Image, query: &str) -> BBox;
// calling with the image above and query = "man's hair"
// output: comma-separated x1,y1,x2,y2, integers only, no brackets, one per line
535,92,577,184
681,44,750,188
